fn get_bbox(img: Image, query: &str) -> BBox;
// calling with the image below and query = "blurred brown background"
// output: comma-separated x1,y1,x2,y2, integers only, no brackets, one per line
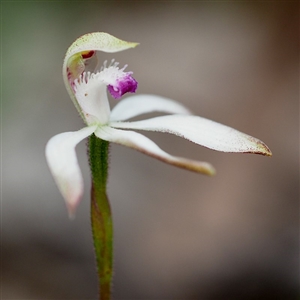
2,1,299,299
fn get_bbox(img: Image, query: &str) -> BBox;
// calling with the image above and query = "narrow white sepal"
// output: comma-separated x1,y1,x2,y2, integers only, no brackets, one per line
110,94,191,122
110,115,272,156
95,126,215,175
45,126,97,216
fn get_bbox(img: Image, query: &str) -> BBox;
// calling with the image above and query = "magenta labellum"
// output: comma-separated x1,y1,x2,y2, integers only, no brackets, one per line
108,73,138,99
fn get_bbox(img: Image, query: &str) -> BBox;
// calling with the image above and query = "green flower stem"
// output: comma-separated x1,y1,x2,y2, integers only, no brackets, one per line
89,133,112,300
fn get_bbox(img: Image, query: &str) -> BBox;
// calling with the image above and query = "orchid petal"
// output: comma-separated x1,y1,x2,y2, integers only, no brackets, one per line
110,115,272,156
45,126,97,216
110,94,191,122
95,126,215,175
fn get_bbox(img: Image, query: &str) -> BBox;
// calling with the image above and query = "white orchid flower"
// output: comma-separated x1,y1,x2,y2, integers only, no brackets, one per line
45,32,272,214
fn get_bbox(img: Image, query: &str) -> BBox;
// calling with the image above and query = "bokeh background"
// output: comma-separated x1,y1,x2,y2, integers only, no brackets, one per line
2,1,299,299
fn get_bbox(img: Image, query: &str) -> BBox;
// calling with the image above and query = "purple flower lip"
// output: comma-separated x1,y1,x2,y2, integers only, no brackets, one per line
108,73,138,99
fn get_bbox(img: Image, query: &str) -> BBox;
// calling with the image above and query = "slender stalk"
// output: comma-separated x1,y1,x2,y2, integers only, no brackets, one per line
89,134,112,300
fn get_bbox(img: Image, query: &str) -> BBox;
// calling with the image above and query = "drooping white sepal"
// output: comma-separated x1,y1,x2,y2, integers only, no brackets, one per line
45,126,97,216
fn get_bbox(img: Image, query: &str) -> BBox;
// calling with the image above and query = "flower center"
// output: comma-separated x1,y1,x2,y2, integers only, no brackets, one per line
73,60,138,126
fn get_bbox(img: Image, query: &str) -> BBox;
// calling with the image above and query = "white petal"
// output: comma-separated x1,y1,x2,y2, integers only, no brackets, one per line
45,126,97,216
110,94,191,121
95,126,215,175
110,115,272,156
